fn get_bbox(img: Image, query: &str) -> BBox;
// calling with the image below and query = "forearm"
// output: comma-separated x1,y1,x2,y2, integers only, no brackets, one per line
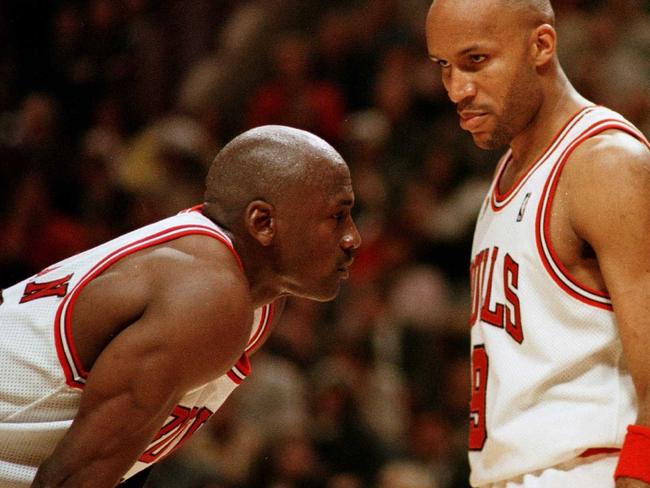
32,460,121,488
31,389,175,488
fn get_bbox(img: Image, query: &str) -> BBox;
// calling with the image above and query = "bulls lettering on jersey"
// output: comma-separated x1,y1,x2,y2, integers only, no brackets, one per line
469,246,523,344
468,106,649,486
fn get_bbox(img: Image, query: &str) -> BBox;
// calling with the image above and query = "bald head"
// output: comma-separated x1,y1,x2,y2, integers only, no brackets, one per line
500,0,555,25
429,0,554,29
204,125,347,228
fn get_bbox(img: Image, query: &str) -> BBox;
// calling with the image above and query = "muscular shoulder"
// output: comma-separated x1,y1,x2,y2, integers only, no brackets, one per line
145,235,253,382
86,233,250,320
74,234,252,386
564,129,650,244
565,130,649,188
142,233,253,336
145,234,248,300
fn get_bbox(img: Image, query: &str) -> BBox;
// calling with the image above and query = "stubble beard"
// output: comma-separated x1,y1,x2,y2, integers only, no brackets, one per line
481,66,541,151
481,120,514,150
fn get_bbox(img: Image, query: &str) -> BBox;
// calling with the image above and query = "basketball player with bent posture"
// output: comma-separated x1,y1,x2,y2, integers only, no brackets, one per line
425,1,650,487
0,125,361,487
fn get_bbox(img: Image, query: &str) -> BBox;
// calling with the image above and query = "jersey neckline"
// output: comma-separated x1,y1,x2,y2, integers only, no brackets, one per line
491,105,597,211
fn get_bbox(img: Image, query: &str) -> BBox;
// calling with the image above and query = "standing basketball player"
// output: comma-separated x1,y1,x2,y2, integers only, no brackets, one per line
0,125,361,487
425,1,650,487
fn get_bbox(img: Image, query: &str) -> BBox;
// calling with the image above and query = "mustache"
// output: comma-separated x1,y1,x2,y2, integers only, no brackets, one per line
339,251,355,269
457,101,491,113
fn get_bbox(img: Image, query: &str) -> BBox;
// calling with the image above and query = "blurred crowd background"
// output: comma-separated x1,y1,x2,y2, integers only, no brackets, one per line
1,1,649,487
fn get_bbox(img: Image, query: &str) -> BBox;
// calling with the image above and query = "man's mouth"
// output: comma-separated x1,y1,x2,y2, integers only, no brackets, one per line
459,111,488,131
337,258,354,277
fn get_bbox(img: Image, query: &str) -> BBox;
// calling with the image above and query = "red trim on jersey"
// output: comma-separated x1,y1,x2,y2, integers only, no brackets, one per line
491,106,595,211
580,447,620,458
246,302,275,353
54,224,241,389
536,117,649,311
36,265,62,277
226,353,251,384
180,204,205,214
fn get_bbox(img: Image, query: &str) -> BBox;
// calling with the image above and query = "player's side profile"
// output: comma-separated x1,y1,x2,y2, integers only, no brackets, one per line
0,125,361,488
425,0,650,487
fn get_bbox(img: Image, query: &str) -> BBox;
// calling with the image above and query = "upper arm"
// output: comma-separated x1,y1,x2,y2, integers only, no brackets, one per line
36,236,252,486
568,131,650,417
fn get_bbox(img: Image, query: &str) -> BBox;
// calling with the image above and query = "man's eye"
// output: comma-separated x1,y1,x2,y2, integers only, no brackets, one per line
333,212,345,223
438,59,450,68
470,54,487,63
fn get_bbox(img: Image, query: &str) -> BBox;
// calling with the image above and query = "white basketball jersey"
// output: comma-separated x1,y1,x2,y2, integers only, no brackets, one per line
468,106,650,486
0,207,275,486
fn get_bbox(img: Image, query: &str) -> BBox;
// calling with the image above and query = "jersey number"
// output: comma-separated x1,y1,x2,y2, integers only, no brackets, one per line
20,274,73,303
469,345,488,450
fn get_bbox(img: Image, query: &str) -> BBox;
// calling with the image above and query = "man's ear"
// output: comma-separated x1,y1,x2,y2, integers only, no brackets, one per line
531,24,556,67
245,200,275,246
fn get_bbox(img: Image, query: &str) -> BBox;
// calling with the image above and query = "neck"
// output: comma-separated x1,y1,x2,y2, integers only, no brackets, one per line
509,69,591,174
202,204,282,308
230,235,285,308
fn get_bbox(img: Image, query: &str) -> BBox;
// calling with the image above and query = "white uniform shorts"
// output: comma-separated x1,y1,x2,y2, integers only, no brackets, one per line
482,453,618,488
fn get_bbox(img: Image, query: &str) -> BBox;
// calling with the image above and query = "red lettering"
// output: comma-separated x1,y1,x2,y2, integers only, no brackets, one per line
139,405,213,464
469,247,524,344
503,254,523,343
166,407,213,458
20,274,73,303
469,249,489,325
469,346,488,450
480,247,504,328
139,406,191,463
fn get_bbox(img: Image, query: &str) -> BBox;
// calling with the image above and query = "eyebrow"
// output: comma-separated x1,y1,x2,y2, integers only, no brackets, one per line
338,198,354,207
429,44,483,62
329,194,355,208
458,44,481,56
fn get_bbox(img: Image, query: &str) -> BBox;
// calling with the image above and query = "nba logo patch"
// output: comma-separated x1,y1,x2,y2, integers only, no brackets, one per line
517,193,532,222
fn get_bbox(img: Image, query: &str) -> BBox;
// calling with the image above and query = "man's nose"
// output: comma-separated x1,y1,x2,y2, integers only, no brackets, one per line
445,68,477,104
342,221,362,251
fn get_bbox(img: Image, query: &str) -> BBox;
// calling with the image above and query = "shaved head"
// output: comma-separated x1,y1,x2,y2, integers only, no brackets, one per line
500,0,555,25
203,125,358,302
204,125,347,228
430,0,554,29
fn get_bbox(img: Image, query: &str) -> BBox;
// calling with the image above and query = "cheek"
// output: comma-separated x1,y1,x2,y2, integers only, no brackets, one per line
487,60,535,117
506,68,541,119
294,225,334,267
313,227,339,261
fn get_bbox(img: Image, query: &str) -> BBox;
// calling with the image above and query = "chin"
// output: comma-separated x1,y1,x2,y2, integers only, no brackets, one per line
474,133,508,151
